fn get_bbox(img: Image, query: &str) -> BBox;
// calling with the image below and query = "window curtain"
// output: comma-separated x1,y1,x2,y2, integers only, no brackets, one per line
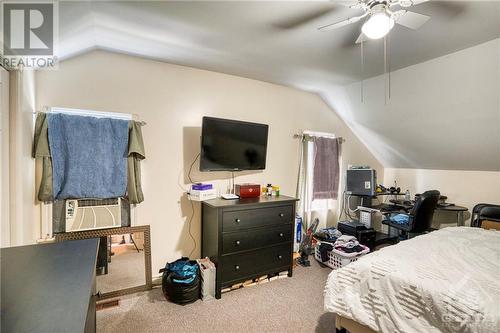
296,134,342,231
127,121,146,204
295,135,313,230
32,112,53,201
313,137,341,200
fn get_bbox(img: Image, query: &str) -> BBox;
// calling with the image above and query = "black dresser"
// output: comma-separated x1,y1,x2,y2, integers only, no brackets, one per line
202,195,298,298
1,239,99,333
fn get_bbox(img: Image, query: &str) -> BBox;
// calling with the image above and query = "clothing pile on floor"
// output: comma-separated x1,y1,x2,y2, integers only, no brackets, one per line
315,229,368,262
333,235,366,254
160,257,200,305
314,227,342,242
314,227,343,262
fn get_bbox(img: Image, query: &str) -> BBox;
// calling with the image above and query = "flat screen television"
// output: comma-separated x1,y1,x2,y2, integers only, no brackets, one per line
200,117,269,171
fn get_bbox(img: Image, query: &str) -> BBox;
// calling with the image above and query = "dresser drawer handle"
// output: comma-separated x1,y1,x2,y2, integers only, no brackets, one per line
278,213,284,217
277,255,283,260
279,233,284,237
235,218,241,223
235,240,241,246
235,265,240,271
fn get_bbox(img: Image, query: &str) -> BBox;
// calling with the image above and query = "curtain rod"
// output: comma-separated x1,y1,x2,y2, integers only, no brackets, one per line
293,133,345,143
32,110,147,126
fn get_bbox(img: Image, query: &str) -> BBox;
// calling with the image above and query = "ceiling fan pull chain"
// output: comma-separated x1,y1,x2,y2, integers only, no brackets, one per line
361,37,364,103
388,32,391,100
384,35,387,105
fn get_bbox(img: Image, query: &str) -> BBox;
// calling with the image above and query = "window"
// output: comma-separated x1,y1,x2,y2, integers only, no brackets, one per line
36,107,134,241
304,131,341,212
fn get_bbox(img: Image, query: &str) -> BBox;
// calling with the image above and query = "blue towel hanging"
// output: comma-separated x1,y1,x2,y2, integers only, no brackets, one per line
47,113,129,199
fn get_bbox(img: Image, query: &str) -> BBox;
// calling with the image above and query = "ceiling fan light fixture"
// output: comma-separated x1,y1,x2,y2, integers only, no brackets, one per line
361,12,395,40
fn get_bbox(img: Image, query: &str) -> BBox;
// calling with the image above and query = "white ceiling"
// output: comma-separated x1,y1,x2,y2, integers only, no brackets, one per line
57,1,500,170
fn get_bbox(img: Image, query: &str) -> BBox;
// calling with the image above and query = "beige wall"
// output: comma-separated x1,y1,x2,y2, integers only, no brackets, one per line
35,50,382,272
384,168,500,226
1,67,10,246
342,39,500,171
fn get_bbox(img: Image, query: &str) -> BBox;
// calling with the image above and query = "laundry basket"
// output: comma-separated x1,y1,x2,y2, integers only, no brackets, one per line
314,239,369,270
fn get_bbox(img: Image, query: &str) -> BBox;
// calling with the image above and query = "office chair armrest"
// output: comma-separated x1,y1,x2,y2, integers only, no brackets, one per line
381,211,404,217
401,206,412,214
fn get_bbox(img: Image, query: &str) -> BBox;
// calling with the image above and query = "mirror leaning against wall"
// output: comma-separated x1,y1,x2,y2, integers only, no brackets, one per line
55,225,152,299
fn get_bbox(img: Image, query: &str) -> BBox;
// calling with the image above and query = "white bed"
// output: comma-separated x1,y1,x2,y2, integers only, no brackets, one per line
324,227,500,333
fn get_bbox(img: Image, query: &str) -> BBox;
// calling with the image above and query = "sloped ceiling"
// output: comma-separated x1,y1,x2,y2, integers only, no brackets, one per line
57,1,500,171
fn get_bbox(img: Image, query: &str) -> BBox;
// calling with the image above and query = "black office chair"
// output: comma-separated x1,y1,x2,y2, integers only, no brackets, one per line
471,203,500,228
382,190,441,239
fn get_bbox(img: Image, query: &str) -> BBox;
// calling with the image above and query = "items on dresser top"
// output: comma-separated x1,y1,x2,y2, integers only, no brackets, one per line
235,183,261,198
189,183,217,201
221,193,240,200
1,239,99,333
202,195,298,298
192,183,213,191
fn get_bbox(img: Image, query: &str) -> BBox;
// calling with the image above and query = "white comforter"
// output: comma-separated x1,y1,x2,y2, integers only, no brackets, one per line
324,227,500,333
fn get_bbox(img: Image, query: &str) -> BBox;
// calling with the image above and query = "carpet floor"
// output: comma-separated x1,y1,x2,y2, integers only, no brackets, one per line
97,259,336,333
97,245,145,293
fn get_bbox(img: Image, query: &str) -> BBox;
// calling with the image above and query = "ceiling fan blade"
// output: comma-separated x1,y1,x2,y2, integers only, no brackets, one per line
394,0,429,8
394,10,430,29
411,0,429,5
318,13,367,31
274,7,338,29
344,1,369,10
355,33,367,44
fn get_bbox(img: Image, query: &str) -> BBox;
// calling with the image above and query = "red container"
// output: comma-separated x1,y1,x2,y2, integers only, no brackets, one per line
235,184,261,198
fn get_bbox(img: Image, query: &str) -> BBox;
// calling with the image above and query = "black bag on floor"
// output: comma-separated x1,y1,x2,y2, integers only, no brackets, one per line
159,257,200,305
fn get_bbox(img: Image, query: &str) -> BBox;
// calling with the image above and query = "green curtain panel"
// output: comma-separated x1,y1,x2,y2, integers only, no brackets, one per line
32,113,53,202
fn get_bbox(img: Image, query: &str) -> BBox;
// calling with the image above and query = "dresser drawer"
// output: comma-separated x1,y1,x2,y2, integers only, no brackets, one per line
222,224,292,254
221,243,291,282
222,205,293,232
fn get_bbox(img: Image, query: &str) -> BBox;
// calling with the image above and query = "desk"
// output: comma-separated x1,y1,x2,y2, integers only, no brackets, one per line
437,205,468,226
1,239,99,333
374,192,406,197
376,200,468,227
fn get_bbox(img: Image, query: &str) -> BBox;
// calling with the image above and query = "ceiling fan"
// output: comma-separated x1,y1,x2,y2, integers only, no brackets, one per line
318,0,431,43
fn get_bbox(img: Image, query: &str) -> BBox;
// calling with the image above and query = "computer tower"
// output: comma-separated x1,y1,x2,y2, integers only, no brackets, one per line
346,169,377,196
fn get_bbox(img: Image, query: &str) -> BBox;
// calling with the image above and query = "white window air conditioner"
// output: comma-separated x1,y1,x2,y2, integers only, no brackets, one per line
65,198,122,232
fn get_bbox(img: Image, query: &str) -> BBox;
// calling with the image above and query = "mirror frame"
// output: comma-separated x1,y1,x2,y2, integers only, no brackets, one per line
55,225,152,299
